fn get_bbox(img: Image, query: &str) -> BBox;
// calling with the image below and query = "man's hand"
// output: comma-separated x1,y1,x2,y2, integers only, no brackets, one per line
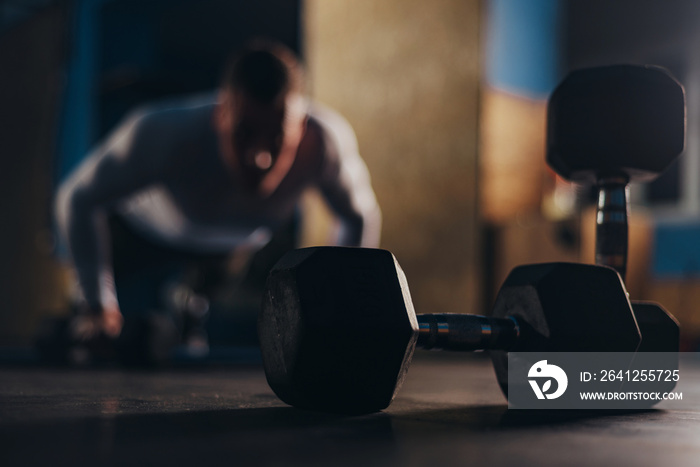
70,305,124,341
102,307,124,337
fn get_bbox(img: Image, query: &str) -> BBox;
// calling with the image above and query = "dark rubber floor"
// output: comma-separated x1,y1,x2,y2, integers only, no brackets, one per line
2,352,700,467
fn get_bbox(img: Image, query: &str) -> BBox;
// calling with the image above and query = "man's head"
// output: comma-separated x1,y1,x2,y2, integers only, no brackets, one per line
215,41,307,192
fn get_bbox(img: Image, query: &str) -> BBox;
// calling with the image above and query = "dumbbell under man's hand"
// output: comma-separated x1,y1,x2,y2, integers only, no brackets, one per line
258,247,678,414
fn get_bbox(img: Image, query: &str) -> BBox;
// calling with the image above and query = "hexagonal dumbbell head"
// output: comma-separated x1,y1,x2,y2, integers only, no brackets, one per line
632,301,680,353
547,65,685,183
490,263,641,397
258,247,419,414
630,301,680,400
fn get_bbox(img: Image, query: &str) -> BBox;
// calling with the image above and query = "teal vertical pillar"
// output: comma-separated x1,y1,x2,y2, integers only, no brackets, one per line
56,0,104,183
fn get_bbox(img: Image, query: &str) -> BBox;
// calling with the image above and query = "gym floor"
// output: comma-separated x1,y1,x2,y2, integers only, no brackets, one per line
2,352,700,467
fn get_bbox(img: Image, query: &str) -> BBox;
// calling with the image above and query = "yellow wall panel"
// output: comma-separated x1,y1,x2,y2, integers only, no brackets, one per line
304,0,482,314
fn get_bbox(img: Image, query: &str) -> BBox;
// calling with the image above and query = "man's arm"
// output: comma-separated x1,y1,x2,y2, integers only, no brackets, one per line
314,107,382,248
55,110,164,315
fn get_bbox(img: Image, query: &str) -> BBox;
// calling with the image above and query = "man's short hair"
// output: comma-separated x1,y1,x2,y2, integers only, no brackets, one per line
222,40,304,104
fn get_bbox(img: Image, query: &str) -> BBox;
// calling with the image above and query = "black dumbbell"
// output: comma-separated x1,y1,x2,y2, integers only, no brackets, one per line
258,247,662,414
547,64,685,280
547,64,682,353
116,313,181,367
35,311,180,367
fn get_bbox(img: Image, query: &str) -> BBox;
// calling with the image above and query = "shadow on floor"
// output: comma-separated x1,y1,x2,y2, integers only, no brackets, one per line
0,399,659,466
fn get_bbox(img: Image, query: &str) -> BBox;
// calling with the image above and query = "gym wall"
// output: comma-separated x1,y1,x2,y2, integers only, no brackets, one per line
303,0,483,318
0,4,68,344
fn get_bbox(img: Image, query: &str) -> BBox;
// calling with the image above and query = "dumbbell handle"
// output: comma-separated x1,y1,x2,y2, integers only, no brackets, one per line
596,176,629,281
417,313,519,351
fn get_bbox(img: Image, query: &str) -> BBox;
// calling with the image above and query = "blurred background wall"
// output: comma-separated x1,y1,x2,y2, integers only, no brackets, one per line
303,0,482,320
0,3,67,344
4,0,700,350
